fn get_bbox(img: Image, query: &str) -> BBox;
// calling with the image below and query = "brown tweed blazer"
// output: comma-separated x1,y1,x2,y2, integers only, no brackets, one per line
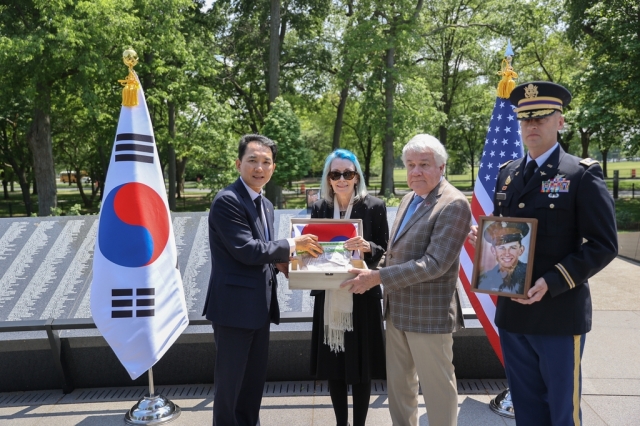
379,179,471,334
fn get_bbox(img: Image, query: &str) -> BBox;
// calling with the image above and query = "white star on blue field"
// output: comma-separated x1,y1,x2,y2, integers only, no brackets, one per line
477,98,523,193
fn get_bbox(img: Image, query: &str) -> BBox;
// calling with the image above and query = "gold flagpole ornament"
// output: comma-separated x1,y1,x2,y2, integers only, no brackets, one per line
119,49,140,107
496,40,518,99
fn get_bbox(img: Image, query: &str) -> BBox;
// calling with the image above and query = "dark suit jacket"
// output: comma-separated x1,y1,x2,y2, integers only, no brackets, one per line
493,146,618,335
202,178,290,329
309,194,389,298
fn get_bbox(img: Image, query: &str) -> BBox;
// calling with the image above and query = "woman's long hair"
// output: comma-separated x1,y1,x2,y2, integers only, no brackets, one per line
319,149,368,204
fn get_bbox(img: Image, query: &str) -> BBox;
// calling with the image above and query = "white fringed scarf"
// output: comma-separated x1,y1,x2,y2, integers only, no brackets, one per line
323,194,355,352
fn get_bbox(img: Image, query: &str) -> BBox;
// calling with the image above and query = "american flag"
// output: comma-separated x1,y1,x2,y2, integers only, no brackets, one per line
458,96,523,364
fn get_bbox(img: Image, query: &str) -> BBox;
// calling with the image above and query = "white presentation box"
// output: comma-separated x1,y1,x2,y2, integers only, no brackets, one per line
288,218,369,291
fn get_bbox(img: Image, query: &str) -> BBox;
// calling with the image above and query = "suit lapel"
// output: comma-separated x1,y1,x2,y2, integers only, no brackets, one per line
234,179,267,241
392,181,443,244
264,198,275,241
390,194,411,245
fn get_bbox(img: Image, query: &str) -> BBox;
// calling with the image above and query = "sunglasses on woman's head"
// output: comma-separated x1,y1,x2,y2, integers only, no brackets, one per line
329,170,357,181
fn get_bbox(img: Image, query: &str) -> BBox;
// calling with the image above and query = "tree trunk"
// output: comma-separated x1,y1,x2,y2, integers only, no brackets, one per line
558,130,570,153
437,74,451,148
7,161,33,216
363,131,374,188
470,148,475,187
97,145,108,202
438,125,448,149
176,157,188,199
265,180,283,209
168,146,176,209
268,0,281,106
168,102,177,211
75,174,87,207
381,46,396,197
26,90,56,216
600,148,609,178
2,179,8,200
332,83,350,150
579,128,590,159
19,180,32,217
2,124,32,215
266,0,285,214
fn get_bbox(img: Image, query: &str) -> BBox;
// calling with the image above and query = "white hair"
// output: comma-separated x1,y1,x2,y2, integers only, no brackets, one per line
401,134,448,167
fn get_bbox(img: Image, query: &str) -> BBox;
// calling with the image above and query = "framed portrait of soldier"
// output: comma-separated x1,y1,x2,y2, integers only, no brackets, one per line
471,216,538,298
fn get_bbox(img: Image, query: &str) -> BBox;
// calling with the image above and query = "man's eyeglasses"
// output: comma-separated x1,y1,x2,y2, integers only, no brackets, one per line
328,170,358,181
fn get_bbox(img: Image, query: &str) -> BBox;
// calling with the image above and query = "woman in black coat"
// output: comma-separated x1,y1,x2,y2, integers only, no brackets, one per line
310,149,388,426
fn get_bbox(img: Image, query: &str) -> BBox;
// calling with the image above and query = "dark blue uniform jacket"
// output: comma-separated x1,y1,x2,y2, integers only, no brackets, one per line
493,146,617,335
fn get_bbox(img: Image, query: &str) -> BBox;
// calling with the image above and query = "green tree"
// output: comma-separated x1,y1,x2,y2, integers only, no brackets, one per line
447,85,493,185
510,0,586,154
419,0,502,152
0,0,138,215
181,87,238,195
205,0,330,132
261,97,310,208
565,0,640,155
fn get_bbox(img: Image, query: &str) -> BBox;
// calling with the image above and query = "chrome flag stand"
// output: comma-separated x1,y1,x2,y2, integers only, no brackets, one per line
125,368,181,424
490,389,515,418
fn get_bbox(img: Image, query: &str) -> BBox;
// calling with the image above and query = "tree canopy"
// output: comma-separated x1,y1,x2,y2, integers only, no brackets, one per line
1,0,637,213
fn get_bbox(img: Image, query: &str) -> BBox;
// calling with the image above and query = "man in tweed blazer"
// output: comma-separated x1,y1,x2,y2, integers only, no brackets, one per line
343,134,471,426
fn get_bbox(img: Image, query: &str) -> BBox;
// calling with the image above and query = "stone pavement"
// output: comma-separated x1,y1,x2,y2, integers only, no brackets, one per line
0,257,638,425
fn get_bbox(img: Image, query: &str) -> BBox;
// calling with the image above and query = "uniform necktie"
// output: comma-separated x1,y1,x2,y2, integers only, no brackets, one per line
523,160,537,184
395,195,423,241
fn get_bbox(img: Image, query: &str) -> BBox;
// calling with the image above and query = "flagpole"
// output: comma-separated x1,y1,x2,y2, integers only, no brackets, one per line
490,389,514,418
92,48,188,425
124,368,182,424
488,40,517,419
148,368,155,397
458,39,519,419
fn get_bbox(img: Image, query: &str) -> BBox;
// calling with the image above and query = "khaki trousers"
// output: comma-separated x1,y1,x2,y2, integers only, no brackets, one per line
385,317,458,426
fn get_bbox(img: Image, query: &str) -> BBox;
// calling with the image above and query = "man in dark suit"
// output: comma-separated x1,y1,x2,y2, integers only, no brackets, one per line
470,82,617,425
477,221,530,295
202,134,322,426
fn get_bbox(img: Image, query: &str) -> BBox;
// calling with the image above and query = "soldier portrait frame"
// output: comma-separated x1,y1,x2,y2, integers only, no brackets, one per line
471,216,538,298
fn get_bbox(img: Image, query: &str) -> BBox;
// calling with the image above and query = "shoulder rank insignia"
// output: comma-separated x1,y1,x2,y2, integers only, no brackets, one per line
499,160,513,169
579,158,599,167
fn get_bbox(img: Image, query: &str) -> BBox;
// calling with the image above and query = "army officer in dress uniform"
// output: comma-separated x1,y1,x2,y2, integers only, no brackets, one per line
477,221,530,295
469,81,617,426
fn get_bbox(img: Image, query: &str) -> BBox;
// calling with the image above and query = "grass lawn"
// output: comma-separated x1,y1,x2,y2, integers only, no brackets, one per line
0,183,212,217
2,166,640,231
615,198,640,231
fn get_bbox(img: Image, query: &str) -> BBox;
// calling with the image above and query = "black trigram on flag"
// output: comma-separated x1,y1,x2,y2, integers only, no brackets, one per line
115,133,155,164
111,288,155,318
